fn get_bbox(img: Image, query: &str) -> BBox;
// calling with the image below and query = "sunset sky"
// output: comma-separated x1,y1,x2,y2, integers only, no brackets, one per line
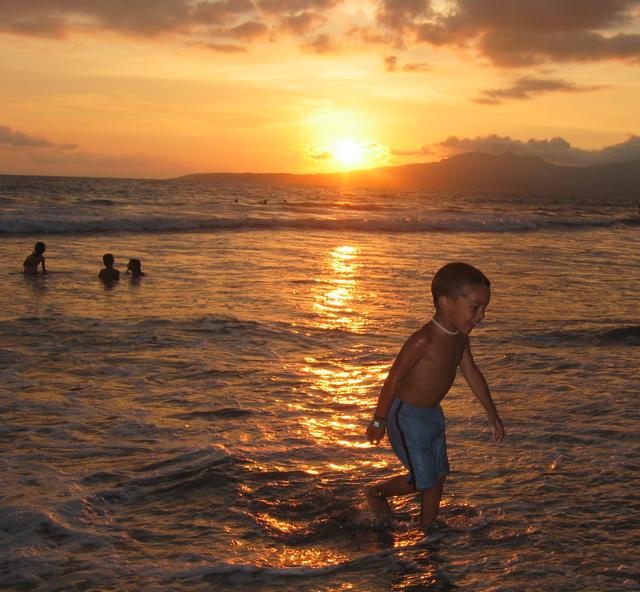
1,0,640,178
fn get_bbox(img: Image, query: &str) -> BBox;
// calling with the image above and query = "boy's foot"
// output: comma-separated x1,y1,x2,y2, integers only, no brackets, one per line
365,486,392,527
420,524,445,544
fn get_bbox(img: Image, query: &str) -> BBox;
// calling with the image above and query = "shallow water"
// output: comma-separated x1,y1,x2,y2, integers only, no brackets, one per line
1,177,639,590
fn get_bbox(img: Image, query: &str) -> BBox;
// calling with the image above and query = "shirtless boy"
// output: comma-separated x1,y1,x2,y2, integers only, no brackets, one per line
99,253,120,282
365,262,504,535
23,241,46,274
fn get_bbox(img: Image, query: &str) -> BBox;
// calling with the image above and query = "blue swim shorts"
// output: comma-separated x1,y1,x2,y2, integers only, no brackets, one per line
387,398,450,490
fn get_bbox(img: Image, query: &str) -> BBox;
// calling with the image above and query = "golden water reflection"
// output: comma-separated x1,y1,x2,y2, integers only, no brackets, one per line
298,356,387,447
301,245,391,464
312,245,367,332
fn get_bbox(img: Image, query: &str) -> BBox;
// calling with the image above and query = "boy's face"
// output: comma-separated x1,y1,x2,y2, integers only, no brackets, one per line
447,283,491,335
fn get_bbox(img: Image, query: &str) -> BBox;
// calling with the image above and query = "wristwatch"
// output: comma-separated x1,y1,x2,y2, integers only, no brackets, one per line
372,417,387,429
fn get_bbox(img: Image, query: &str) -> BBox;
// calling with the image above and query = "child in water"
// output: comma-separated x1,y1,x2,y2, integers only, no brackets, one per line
365,262,504,537
23,241,47,274
126,258,145,278
98,253,120,282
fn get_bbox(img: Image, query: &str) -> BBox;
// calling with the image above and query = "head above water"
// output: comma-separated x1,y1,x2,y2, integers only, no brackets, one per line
431,262,490,310
127,258,142,273
103,253,115,267
34,241,46,255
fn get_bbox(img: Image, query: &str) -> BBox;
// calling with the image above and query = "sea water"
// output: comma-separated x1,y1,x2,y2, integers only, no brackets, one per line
1,175,639,591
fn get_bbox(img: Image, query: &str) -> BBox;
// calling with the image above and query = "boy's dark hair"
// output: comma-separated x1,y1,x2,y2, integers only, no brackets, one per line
103,253,115,266
34,241,46,255
431,262,490,308
128,258,142,272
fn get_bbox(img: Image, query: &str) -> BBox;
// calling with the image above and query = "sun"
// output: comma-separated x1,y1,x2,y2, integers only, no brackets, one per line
332,140,364,166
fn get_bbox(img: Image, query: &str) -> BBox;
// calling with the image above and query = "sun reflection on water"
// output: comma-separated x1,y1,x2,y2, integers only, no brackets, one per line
312,245,367,332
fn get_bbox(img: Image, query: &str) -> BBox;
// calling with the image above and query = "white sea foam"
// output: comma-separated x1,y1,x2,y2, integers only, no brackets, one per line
0,212,632,235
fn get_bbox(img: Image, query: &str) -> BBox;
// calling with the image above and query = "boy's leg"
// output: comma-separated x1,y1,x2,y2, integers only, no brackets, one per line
419,476,446,532
365,474,415,525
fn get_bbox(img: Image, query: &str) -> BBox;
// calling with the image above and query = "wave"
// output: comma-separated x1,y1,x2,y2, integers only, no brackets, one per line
530,325,640,347
0,213,634,236
76,198,118,206
170,546,418,583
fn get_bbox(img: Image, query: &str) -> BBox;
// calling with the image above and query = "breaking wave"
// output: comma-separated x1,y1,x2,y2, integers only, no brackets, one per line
0,213,634,236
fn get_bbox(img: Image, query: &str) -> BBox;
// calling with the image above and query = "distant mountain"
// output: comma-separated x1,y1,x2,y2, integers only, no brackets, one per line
174,152,640,197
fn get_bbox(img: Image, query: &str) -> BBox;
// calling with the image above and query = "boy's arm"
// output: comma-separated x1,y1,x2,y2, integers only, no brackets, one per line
459,341,504,443
41,257,46,274
366,330,430,443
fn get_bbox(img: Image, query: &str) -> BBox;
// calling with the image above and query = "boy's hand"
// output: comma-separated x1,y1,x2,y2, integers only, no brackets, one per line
366,421,386,444
491,417,505,443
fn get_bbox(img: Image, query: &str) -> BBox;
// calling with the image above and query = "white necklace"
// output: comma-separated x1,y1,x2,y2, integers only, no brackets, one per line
431,317,459,336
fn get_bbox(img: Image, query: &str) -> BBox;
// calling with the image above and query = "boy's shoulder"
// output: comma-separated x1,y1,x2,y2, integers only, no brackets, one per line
402,323,435,352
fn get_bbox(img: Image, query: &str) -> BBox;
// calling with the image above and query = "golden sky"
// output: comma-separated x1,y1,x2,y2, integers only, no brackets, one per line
1,0,640,178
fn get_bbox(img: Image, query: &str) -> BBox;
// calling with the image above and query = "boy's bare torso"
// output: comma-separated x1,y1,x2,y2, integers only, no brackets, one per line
395,324,468,408
23,254,43,273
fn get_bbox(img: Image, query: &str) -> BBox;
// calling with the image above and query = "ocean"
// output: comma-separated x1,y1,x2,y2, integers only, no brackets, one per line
1,174,638,591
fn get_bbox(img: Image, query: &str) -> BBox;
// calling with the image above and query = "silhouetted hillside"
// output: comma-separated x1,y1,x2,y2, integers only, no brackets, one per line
174,152,640,197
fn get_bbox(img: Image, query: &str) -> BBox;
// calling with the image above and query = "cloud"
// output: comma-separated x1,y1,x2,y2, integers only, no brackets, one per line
258,0,341,15
2,0,640,70
0,1,282,41
432,133,640,165
229,21,271,41
390,144,432,156
311,151,332,160
474,76,603,104
192,41,247,52
392,0,640,66
384,54,430,71
0,125,77,150
377,0,432,31
280,12,323,34
301,33,339,53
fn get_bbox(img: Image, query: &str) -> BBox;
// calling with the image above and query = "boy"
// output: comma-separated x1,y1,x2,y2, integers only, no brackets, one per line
99,253,120,282
23,241,47,274
365,262,504,536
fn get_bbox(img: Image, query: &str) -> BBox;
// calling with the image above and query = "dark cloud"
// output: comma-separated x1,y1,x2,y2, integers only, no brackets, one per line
0,0,350,54
229,21,270,41
2,0,639,69
474,76,603,104
280,12,322,34
0,1,256,38
377,0,431,30
477,30,640,67
258,0,340,15
0,125,55,148
384,54,430,71
393,0,640,66
193,0,256,25
434,133,640,165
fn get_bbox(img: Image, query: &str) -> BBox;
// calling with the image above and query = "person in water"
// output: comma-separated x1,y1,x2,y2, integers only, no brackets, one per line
23,241,47,274
98,253,120,282
126,258,145,278
365,262,504,537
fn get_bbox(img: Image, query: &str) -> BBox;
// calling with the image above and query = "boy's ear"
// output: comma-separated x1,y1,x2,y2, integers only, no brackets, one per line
438,295,451,311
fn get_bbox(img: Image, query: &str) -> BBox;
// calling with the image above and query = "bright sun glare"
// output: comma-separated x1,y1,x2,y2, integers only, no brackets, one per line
332,140,364,166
